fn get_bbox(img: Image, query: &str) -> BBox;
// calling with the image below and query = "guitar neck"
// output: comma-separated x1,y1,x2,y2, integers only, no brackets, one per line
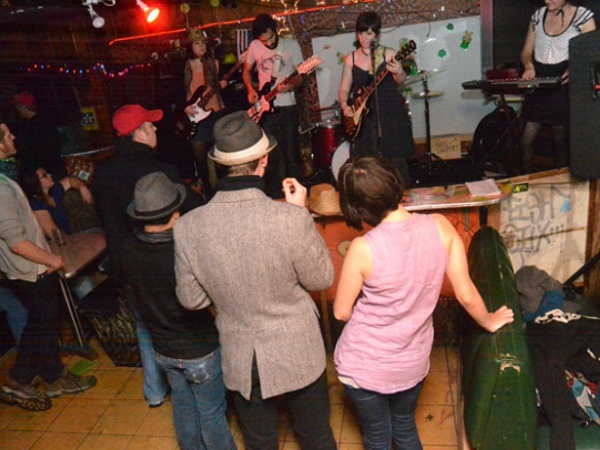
352,43,415,110
263,70,299,102
362,69,390,100
222,59,244,83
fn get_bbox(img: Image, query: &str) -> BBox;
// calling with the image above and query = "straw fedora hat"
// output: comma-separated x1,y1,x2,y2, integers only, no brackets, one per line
308,183,342,216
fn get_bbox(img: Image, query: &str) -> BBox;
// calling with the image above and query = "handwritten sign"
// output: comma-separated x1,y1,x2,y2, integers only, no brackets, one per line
431,134,461,160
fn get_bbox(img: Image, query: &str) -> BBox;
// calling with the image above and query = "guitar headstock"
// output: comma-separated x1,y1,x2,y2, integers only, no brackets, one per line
297,55,323,75
395,40,417,61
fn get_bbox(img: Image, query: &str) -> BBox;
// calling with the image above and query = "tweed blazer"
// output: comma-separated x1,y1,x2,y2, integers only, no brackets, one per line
174,187,334,400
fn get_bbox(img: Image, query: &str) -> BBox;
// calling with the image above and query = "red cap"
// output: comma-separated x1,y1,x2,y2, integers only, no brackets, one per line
14,92,37,108
112,104,163,137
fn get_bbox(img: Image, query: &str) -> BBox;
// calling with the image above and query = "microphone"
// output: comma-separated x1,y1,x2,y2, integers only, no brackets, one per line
370,40,378,51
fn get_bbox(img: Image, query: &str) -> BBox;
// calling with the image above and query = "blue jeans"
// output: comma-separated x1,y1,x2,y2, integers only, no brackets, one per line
8,276,64,384
345,379,426,450
134,318,169,405
0,284,27,344
154,349,236,450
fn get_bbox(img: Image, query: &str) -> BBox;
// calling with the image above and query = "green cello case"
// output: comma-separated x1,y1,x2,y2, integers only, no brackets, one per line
462,226,538,450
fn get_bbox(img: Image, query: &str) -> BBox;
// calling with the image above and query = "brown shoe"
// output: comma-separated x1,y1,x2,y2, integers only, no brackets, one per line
0,378,52,411
45,370,97,398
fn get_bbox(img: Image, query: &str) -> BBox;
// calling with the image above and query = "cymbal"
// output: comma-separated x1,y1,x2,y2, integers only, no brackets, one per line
411,90,444,99
405,67,447,85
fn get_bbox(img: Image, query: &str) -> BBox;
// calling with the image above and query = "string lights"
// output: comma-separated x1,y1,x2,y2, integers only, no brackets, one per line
18,61,153,79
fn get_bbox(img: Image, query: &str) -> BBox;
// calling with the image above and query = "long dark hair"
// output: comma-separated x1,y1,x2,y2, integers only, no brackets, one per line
20,169,47,204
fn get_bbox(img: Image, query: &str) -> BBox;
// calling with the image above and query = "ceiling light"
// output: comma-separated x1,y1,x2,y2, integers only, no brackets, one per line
87,5,106,28
81,0,115,29
136,0,160,23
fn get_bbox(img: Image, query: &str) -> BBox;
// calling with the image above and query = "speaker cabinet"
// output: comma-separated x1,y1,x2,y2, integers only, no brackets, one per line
570,30,600,179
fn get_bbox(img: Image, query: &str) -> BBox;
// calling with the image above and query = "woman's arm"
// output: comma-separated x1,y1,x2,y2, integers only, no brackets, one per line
33,209,59,241
581,16,597,33
521,22,536,80
433,214,514,332
338,54,355,118
386,48,407,85
333,235,372,322
60,176,93,205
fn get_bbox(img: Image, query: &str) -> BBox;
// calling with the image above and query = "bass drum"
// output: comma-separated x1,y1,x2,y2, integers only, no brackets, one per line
331,140,350,181
312,120,343,170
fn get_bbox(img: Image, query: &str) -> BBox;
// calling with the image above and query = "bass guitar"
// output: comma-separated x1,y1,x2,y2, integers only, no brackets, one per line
175,55,246,140
343,40,417,139
247,55,323,123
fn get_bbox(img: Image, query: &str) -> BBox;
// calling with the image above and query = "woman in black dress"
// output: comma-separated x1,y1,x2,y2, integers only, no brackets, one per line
338,12,415,185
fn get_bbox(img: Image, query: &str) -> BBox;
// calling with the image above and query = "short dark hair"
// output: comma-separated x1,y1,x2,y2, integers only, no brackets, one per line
225,159,261,176
338,156,405,230
252,14,277,39
356,11,381,34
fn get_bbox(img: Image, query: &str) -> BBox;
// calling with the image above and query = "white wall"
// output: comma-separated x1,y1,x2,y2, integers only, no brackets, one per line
312,16,495,139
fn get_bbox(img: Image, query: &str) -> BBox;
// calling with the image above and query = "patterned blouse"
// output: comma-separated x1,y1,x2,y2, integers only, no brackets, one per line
531,6,594,65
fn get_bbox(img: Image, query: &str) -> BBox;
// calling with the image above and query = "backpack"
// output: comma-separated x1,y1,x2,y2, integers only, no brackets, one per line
470,105,521,176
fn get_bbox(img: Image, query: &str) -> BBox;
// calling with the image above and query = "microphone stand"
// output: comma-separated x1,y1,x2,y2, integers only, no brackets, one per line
371,43,383,157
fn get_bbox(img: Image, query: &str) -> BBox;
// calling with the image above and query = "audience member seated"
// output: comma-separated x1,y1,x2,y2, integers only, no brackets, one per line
20,168,93,241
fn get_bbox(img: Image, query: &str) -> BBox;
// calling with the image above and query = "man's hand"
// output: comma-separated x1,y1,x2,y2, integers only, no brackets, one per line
46,254,64,274
282,178,307,207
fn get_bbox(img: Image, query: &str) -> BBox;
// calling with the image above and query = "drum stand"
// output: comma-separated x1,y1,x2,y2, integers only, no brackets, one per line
411,73,446,184
421,73,443,164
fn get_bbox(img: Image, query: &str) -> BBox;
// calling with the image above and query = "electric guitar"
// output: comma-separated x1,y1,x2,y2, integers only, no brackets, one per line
343,40,417,139
247,55,323,123
175,55,246,140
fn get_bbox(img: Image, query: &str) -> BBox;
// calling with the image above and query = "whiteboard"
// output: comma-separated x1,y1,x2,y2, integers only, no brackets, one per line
311,16,495,139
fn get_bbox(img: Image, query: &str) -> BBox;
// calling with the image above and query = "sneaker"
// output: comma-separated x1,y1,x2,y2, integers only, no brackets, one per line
0,378,52,412
45,370,97,398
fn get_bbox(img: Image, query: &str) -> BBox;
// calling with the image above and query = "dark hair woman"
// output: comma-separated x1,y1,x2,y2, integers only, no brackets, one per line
333,156,514,450
21,168,92,241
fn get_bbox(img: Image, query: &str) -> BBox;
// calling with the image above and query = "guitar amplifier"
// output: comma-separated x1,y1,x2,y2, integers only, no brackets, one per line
569,31,600,179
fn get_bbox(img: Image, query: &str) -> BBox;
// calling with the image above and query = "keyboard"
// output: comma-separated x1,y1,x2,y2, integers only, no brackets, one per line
462,77,562,92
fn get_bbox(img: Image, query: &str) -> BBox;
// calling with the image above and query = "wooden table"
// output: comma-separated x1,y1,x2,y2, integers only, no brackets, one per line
50,233,106,350
312,181,512,352
402,181,512,212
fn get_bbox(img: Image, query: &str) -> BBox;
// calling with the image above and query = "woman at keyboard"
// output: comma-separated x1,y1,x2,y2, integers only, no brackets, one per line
519,0,595,173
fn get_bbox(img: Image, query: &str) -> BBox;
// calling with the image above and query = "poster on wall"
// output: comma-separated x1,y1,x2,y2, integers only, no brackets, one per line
311,16,494,140
499,172,589,282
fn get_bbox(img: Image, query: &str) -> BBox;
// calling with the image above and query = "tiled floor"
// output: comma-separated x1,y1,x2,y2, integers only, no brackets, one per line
0,340,461,449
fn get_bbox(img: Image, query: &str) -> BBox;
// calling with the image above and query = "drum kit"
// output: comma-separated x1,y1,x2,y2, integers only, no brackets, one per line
302,102,348,182
305,66,447,183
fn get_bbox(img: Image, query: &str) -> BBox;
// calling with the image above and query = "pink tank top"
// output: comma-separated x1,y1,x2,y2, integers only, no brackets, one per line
334,214,448,394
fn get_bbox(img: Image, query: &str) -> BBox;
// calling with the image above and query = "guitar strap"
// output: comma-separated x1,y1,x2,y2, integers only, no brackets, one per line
271,49,283,83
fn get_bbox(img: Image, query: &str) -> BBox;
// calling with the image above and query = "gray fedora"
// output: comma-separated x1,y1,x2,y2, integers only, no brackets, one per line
127,172,187,221
209,111,277,166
